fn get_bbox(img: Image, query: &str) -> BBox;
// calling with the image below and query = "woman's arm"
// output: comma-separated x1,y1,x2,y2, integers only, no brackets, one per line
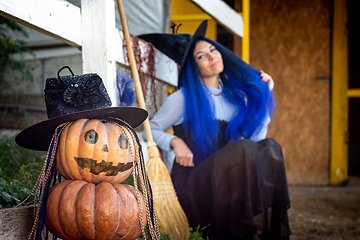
142,90,195,167
250,114,271,142
142,90,184,150
170,137,194,167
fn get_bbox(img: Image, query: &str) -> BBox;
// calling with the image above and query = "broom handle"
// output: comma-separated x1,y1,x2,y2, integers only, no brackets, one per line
116,0,154,143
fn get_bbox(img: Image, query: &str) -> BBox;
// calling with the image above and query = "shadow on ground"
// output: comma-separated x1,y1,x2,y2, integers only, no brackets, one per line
288,175,360,240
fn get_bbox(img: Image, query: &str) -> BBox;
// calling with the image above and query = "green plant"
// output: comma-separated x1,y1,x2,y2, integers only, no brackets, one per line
160,233,174,239
158,225,208,240
0,178,34,208
189,225,209,240
0,136,45,209
0,136,45,191
0,16,33,92
122,174,135,186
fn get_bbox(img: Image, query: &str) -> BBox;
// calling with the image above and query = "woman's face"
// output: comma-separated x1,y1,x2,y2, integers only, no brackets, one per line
193,40,224,80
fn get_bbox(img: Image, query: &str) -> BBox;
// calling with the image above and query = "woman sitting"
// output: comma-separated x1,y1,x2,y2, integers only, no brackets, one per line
140,20,291,240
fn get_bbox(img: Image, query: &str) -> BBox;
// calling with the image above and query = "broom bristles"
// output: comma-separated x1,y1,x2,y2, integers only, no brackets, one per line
146,142,190,240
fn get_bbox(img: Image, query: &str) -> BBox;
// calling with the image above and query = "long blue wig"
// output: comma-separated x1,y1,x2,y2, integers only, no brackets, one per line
179,37,275,163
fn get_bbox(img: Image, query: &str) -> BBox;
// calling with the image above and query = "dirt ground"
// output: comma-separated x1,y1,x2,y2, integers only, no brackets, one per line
288,175,360,240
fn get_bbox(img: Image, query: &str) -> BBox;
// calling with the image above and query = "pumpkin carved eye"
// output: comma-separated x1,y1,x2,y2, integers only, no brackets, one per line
84,130,98,144
118,133,128,149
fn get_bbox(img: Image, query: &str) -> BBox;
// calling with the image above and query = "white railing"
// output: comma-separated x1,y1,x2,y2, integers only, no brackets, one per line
0,0,178,107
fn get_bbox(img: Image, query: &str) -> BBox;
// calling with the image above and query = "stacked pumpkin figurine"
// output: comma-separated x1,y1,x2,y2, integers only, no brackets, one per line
15,67,160,240
46,118,147,240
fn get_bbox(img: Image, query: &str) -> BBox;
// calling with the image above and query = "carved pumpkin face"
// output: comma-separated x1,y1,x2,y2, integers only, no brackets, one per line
56,118,134,184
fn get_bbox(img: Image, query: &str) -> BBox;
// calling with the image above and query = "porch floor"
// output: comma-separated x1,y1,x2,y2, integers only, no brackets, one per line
288,175,360,239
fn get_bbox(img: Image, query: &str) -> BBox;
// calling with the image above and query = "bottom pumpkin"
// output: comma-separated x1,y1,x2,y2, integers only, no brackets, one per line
45,180,147,240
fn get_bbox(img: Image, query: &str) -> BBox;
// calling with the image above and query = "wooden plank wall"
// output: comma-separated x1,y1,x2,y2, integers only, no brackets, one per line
248,0,331,185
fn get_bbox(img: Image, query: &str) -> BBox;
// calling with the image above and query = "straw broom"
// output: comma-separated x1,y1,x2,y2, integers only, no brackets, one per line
116,1,190,239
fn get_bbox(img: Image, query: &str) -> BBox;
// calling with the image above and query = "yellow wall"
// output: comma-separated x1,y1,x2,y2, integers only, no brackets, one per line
170,0,217,41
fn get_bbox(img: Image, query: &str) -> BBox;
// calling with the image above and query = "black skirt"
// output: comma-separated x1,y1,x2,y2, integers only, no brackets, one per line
171,138,291,240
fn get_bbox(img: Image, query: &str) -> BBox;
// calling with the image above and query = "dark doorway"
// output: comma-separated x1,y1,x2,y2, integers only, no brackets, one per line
216,0,234,51
216,24,233,51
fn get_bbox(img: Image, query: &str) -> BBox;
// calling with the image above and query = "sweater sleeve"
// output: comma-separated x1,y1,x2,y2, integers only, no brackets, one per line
249,114,271,142
142,90,185,151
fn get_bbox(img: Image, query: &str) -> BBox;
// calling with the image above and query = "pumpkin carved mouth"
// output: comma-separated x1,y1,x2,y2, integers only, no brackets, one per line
74,157,133,176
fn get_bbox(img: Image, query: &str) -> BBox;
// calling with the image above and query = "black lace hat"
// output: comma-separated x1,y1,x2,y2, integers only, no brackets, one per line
138,19,208,87
15,66,147,151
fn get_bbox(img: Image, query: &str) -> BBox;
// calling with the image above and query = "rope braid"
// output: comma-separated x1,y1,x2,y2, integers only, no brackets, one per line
101,116,160,240
14,122,69,240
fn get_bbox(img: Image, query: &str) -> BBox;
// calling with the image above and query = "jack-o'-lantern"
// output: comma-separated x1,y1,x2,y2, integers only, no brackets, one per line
45,180,147,240
14,67,159,240
56,118,135,184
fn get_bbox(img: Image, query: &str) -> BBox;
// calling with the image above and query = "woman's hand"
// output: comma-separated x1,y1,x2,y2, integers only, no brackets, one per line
260,70,274,91
170,137,194,167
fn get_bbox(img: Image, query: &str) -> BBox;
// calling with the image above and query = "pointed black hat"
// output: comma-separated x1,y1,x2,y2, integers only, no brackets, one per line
138,20,208,87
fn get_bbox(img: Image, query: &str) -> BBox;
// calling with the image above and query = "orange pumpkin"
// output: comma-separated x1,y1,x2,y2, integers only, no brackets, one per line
45,180,147,240
56,118,134,184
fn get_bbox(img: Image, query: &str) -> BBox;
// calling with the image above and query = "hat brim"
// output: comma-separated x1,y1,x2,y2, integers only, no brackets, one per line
137,33,188,65
15,107,148,151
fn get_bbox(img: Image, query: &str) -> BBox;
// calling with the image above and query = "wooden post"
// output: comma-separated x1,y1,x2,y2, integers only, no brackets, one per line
242,0,250,63
81,0,118,106
330,0,348,184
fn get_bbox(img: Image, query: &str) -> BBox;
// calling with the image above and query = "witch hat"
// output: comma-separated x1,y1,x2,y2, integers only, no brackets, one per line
138,20,208,87
15,66,147,151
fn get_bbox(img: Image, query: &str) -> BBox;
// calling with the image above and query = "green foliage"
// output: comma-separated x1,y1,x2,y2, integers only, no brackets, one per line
189,225,210,240
0,135,45,208
0,16,33,92
158,225,208,240
159,233,174,240
0,178,34,208
122,174,134,186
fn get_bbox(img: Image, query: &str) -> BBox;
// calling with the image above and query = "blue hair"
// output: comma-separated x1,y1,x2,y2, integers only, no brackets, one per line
180,37,275,163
